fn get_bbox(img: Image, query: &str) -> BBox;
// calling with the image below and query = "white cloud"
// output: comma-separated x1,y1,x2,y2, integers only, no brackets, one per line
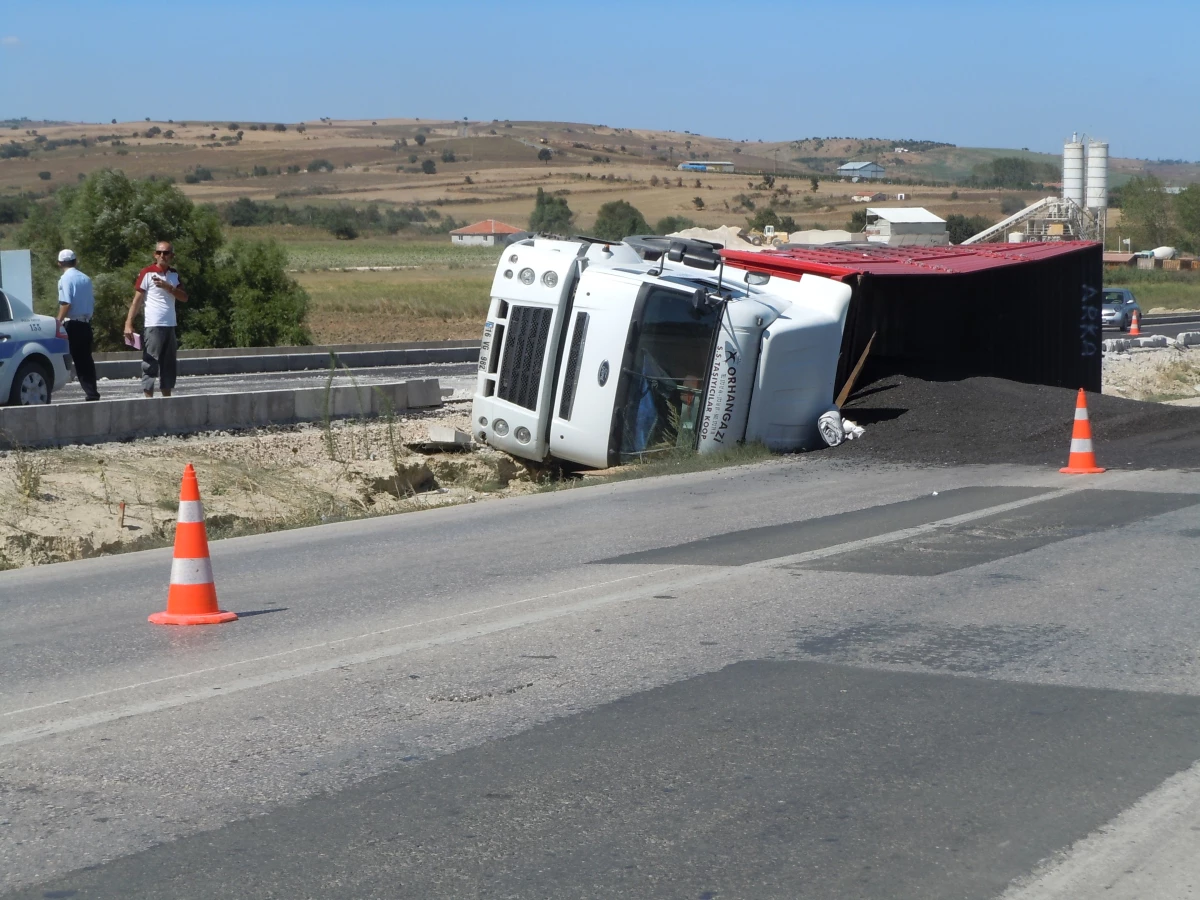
1,36,20,47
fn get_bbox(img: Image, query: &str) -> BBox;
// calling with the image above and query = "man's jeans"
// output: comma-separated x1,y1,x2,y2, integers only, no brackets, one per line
141,326,178,394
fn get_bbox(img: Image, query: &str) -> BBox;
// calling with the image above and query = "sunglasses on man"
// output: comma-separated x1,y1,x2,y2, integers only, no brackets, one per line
154,250,175,257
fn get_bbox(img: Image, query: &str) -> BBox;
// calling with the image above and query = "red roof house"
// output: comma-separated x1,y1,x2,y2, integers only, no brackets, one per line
450,219,524,246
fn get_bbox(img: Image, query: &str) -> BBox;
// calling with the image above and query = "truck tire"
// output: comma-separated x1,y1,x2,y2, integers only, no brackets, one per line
8,357,53,406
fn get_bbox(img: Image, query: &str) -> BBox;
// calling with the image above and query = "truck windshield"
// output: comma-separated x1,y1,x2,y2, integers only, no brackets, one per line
614,284,721,461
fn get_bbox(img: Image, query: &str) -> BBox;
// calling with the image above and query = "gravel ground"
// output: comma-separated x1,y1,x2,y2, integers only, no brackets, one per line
838,374,1200,471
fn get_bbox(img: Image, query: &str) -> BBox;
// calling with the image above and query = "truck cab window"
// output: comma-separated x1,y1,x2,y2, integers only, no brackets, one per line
615,285,721,461
0,290,12,323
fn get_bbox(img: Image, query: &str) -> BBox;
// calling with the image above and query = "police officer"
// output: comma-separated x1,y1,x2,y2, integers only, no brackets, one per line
55,249,100,401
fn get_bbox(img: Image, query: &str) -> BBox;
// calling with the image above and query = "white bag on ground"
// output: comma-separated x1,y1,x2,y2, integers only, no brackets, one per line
818,410,845,447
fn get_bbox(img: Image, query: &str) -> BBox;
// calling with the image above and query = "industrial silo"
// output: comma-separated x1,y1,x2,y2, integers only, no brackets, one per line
1086,141,1108,210
1063,137,1085,207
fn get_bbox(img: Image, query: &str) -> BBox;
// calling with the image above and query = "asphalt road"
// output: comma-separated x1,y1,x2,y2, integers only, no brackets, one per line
53,362,480,404
1107,311,1200,339
2,459,1199,898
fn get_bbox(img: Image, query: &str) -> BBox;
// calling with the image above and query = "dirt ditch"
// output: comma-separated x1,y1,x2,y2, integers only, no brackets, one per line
0,405,539,571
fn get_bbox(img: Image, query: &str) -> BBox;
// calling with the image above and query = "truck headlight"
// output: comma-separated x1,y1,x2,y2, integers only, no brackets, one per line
514,426,531,443
478,416,488,426
493,418,509,436
519,268,536,285
541,271,558,288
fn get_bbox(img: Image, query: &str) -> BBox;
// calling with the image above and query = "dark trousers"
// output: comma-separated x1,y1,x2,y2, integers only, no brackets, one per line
142,326,178,394
64,319,100,400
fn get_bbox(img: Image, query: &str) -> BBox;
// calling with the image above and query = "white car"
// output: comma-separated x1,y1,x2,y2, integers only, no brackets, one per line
0,287,74,405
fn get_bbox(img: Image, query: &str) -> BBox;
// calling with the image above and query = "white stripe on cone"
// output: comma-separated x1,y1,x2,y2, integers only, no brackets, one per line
1070,438,1095,453
170,557,214,586
177,500,205,524
1075,407,1089,421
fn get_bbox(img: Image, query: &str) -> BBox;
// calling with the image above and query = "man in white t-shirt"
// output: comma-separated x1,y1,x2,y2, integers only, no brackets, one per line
124,241,189,397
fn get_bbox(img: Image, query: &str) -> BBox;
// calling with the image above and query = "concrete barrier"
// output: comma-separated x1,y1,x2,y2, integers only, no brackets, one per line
1133,335,1169,348
94,345,480,380
1177,332,1200,347
1102,338,1133,353
0,378,441,449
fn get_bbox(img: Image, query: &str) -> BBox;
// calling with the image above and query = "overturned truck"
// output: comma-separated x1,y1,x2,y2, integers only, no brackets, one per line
471,237,1102,468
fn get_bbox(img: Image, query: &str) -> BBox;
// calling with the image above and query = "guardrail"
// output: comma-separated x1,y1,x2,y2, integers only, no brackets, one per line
0,378,441,449
94,341,481,379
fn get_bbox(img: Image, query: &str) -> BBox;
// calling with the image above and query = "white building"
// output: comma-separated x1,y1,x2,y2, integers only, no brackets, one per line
450,219,524,246
863,208,948,246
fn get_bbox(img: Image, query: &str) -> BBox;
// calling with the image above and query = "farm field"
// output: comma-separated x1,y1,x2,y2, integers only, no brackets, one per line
295,267,494,343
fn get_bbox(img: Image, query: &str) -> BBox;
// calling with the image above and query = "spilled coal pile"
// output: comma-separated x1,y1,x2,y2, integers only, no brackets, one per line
836,375,1200,471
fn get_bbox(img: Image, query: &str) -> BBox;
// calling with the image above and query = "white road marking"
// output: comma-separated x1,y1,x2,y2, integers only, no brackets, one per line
1001,760,1200,899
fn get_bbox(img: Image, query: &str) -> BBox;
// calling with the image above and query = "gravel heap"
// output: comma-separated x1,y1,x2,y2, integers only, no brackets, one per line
836,374,1200,471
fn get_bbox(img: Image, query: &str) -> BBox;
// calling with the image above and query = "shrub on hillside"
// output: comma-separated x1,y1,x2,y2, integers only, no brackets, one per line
307,159,334,173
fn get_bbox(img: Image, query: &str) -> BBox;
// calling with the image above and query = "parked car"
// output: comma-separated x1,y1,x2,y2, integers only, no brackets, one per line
0,288,73,405
1102,288,1142,332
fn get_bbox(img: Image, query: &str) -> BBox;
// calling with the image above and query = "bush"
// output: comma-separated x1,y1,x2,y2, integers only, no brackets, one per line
414,133,426,146
252,165,270,177
1000,195,1028,216
326,207,359,240
592,200,649,241
655,216,696,234
692,196,705,210
441,149,456,163
408,153,418,163
16,169,309,349
37,171,52,181
307,159,333,173
538,148,552,163
946,213,995,244
421,159,437,175
273,123,287,132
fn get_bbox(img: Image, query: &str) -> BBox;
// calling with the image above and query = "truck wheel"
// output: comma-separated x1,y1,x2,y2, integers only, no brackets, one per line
8,358,53,406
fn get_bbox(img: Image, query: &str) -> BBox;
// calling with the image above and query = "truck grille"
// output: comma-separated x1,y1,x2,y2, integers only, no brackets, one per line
497,305,552,410
558,311,589,421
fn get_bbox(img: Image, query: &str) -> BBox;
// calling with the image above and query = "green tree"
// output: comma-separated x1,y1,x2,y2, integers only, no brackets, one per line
1174,184,1200,253
16,169,309,350
692,196,705,210
414,133,426,146
1120,175,1175,248
528,187,574,234
591,200,649,240
441,149,456,163
37,171,52,181
421,159,437,175
847,208,867,232
307,159,333,173
809,176,819,193
748,208,781,231
537,148,552,163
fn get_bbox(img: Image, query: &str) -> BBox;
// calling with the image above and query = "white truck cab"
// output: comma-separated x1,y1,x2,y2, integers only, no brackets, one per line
472,235,852,468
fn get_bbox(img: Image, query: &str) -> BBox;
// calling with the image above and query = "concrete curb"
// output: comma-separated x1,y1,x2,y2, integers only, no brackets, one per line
1177,332,1200,347
94,346,480,380
0,379,441,450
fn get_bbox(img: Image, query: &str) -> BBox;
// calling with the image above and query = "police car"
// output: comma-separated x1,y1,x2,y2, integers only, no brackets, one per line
0,287,73,405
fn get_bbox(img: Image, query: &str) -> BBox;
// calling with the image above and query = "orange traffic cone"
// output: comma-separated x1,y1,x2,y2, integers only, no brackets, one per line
149,464,237,626
1059,389,1106,475
1128,310,1141,336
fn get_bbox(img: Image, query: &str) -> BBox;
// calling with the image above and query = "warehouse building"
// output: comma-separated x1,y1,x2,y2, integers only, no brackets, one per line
864,207,948,246
836,161,885,180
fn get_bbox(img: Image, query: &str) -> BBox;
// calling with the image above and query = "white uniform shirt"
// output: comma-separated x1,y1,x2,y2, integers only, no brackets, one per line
136,266,181,328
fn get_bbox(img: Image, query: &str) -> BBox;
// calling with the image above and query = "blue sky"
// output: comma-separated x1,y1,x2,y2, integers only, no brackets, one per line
1,0,1194,160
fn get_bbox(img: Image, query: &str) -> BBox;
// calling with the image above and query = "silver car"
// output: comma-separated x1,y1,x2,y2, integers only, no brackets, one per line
1102,288,1142,332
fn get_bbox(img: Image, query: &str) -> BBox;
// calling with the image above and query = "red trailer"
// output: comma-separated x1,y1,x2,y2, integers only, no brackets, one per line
722,241,1104,395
